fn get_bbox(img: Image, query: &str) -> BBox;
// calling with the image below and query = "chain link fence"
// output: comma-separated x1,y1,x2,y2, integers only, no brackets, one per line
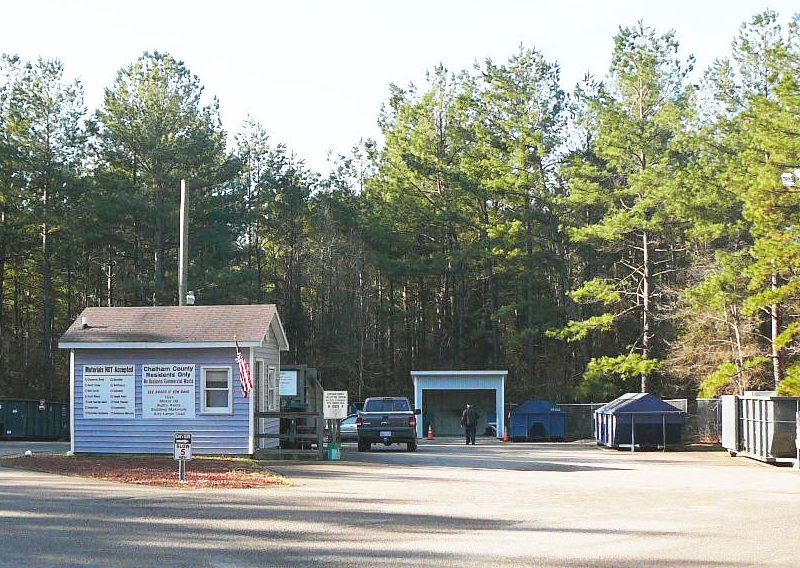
558,403,605,440
556,398,721,442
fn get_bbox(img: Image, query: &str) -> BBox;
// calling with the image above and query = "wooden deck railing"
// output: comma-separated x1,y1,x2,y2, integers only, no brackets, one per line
254,410,325,459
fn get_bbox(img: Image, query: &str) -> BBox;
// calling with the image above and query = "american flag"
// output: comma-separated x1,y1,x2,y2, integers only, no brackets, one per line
234,337,253,397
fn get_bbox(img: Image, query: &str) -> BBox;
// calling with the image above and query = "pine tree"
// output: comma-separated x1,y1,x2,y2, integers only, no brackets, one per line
554,23,694,397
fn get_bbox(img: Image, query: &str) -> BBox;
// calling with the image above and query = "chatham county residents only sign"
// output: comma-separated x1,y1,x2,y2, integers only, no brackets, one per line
142,364,196,419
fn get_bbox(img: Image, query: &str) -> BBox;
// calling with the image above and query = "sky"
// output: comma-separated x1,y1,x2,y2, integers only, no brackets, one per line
1,1,798,173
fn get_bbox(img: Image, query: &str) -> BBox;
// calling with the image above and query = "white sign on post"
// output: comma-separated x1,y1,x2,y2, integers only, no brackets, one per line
174,432,192,461
323,391,348,420
142,364,196,419
279,370,298,397
83,364,135,419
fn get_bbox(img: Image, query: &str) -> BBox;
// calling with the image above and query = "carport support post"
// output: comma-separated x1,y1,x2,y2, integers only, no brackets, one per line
631,414,635,453
662,415,666,452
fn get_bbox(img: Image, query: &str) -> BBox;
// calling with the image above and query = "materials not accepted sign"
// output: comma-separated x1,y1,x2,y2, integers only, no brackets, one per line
323,391,348,420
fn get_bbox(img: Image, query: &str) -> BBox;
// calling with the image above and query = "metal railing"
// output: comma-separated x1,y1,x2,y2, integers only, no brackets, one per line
254,411,325,460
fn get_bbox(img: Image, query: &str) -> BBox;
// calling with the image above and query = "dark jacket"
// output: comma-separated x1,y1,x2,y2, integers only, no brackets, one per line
461,407,479,427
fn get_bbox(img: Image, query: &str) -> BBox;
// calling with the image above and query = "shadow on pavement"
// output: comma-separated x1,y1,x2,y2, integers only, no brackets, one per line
0,476,734,568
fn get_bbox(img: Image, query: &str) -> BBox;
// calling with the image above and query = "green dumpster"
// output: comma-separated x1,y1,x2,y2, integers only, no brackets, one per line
0,399,69,440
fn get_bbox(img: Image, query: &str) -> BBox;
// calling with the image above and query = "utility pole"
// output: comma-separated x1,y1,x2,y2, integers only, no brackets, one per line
178,179,189,306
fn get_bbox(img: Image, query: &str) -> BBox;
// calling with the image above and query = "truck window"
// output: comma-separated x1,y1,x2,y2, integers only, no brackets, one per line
364,399,410,412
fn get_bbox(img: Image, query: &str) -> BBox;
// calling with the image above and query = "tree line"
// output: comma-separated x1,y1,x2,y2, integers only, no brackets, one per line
1,11,799,404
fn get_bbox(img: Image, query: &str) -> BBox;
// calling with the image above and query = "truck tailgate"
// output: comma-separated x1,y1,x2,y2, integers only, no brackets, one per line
359,412,410,429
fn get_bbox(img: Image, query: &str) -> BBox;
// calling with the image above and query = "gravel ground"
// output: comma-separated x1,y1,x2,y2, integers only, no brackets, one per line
1,438,799,567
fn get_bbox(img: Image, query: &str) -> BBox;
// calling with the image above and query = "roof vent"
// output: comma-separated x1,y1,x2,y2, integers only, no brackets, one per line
81,316,89,329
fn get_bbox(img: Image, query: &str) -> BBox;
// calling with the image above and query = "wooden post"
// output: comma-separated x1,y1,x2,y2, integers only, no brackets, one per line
178,179,189,306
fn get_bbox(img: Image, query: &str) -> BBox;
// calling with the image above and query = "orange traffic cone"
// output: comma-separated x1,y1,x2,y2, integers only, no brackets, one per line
427,424,435,440
503,430,509,442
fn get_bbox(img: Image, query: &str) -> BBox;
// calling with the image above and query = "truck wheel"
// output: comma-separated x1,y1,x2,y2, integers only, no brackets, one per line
406,440,417,452
358,440,370,452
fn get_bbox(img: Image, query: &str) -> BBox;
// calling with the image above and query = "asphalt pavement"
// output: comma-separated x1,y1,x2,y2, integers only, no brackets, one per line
0,441,69,457
1,438,800,567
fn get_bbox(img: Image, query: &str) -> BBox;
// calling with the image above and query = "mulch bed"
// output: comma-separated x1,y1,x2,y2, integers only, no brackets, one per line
0,454,288,489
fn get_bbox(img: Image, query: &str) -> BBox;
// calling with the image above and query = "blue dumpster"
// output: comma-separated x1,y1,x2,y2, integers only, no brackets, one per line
509,400,566,441
594,393,685,450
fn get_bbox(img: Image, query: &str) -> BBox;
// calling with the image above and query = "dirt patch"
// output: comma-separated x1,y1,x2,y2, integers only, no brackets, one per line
679,442,724,452
0,454,288,489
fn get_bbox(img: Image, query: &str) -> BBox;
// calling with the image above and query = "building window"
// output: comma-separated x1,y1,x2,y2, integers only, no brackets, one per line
268,366,278,410
201,366,232,414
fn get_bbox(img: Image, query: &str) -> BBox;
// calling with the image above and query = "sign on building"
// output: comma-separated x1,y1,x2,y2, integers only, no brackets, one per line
279,370,298,396
83,364,135,419
174,432,192,461
142,364,196,419
323,391,348,420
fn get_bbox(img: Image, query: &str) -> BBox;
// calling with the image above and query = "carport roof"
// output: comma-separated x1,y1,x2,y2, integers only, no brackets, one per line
595,393,684,415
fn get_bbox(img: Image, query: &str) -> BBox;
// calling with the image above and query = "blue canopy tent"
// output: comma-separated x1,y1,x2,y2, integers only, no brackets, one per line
594,393,685,451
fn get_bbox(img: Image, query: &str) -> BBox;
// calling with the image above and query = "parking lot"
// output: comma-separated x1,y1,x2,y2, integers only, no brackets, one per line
1,438,800,567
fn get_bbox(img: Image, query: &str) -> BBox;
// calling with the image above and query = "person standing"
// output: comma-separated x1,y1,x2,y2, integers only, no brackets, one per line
461,404,479,445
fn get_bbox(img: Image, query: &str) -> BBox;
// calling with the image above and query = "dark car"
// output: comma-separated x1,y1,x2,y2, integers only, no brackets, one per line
356,396,420,452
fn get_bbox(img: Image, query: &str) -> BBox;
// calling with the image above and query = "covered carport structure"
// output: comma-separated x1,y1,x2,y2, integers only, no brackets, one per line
411,371,506,439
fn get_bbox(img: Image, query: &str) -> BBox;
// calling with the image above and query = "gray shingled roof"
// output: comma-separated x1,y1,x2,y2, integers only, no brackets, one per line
59,305,283,347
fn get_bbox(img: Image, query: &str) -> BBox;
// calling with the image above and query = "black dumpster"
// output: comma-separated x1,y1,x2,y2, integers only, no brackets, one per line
0,399,69,440
594,393,684,450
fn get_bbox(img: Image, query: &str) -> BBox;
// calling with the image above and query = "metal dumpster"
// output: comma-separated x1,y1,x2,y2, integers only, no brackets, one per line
509,400,566,441
594,393,685,451
0,399,69,440
721,392,800,465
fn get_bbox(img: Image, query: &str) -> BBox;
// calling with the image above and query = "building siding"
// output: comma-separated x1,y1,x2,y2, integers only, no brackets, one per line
255,327,280,450
74,347,251,454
